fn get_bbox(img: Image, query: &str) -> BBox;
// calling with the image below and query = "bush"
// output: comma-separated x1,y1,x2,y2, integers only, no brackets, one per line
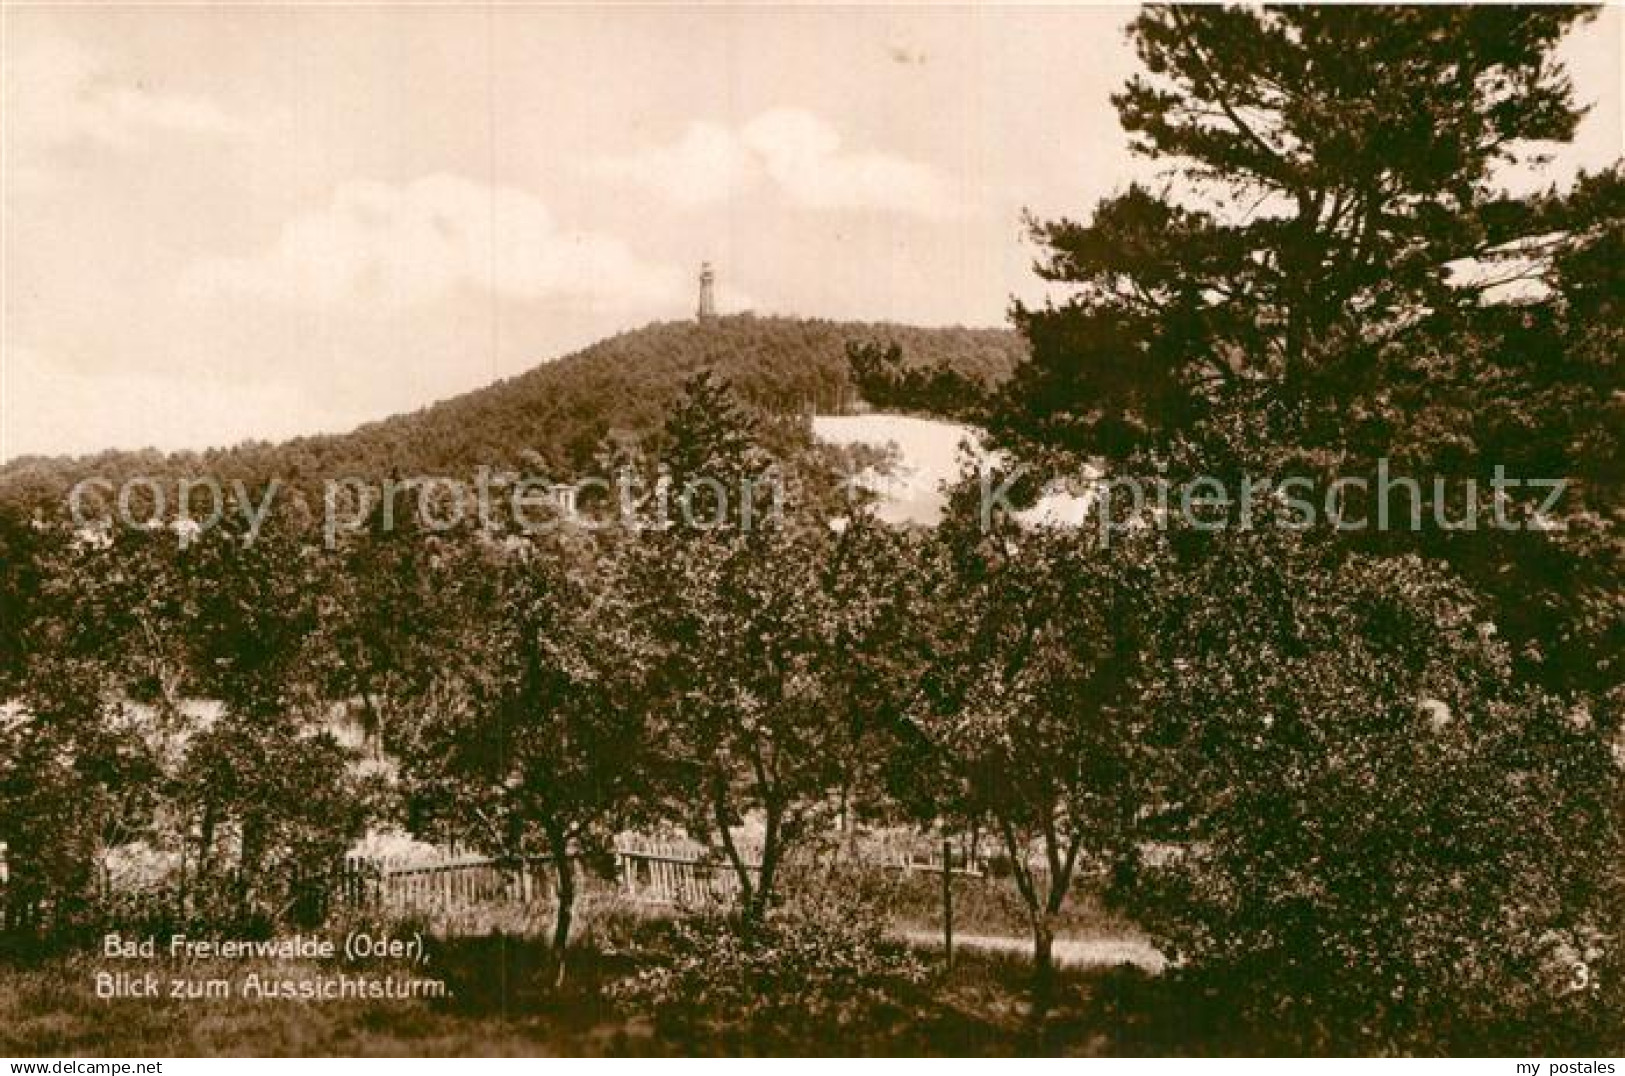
1127,536,1625,1053
612,883,928,1051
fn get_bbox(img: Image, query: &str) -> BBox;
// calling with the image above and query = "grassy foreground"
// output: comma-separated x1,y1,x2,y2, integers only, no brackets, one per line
1,870,1220,1056
0,930,1214,1057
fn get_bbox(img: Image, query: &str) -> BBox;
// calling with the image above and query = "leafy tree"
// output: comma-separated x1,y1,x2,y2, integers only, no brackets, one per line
391,531,651,959
907,480,1149,1008
816,515,930,840
981,5,1622,1046
634,520,847,922
1128,523,1622,1051
314,498,452,753
631,375,888,922
0,522,178,935
171,517,368,928
175,714,367,929
0,661,161,935
0,508,45,699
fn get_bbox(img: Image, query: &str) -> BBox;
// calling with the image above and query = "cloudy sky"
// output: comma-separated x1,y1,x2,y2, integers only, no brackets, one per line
3,5,1618,460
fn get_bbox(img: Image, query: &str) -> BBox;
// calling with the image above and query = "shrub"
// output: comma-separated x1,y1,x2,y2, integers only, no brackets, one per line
1127,536,1625,1053
612,883,928,1051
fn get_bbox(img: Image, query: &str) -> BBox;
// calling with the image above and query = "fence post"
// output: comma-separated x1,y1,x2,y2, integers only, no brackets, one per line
941,837,954,970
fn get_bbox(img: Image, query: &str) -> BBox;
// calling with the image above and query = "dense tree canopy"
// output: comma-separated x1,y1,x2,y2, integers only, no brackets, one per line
979,2,1623,1047
993,4,1597,459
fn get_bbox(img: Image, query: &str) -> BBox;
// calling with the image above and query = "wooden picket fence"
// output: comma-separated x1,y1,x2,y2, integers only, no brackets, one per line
612,835,759,905
340,850,560,912
888,847,985,878
0,834,987,931
339,835,763,912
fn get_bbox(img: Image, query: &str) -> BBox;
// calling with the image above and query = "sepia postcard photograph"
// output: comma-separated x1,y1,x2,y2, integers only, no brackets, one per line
0,0,1621,1062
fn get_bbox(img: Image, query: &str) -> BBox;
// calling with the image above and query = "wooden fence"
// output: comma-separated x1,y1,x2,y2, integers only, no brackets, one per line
891,847,985,878
339,836,760,912
0,834,988,930
338,836,982,913
613,836,760,905
340,851,560,911
336,838,981,916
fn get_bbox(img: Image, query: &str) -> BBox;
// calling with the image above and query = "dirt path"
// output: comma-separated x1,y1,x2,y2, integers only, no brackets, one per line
898,929,1167,973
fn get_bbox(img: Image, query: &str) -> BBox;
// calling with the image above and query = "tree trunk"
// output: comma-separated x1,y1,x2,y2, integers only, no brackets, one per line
551,862,575,957
545,825,575,963
238,816,264,920
748,805,784,925
995,816,1062,1024
1030,913,1056,1023
713,790,755,914
198,804,216,879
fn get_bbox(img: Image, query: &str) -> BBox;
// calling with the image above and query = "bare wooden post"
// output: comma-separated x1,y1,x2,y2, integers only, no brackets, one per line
942,836,954,971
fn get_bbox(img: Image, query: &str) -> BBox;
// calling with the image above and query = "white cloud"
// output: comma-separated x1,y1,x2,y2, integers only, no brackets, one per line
591,108,964,218
185,174,684,310
743,109,962,217
588,121,757,207
5,34,242,167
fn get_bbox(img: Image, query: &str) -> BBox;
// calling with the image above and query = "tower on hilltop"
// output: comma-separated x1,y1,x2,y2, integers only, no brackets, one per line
697,262,717,322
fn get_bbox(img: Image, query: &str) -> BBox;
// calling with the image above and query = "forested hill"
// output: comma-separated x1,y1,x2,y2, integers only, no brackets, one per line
0,316,1025,507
